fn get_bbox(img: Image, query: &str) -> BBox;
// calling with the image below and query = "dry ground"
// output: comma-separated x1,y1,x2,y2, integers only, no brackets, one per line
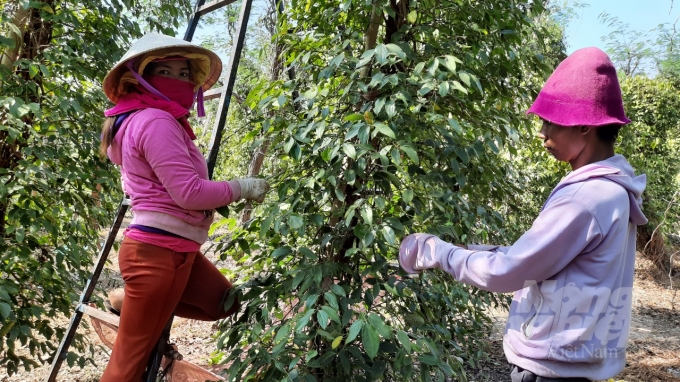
1,223,679,382
467,255,680,382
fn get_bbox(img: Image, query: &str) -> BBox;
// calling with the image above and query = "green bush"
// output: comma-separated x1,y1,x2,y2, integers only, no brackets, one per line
619,76,680,252
212,0,558,380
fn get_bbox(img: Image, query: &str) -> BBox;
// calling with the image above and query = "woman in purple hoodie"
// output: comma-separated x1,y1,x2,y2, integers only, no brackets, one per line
98,33,269,381
399,47,647,381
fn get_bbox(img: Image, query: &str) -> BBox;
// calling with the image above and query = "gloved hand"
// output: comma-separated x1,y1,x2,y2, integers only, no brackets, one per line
236,178,270,203
399,233,440,273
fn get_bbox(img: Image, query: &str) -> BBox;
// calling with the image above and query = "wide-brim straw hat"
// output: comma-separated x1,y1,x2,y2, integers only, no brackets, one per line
103,32,222,104
527,47,630,127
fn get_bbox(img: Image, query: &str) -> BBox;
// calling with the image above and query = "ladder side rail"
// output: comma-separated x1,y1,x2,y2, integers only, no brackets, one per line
197,0,240,16
205,0,254,178
44,197,130,382
79,198,130,302
184,0,207,41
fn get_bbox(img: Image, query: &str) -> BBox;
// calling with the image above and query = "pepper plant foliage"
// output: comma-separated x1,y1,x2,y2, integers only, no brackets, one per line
0,0,190,374
618,76,680,246
215,0,555,380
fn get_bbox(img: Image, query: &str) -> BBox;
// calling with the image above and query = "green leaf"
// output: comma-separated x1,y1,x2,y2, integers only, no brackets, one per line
448,118,463,135
345,320,363,344
345,113,364,122
288,214,304,229
296,309,315,332
305,350,318,363
275,323,291,343
439,81,450,97
396,330,411,352
459,71,471,86
362,323,380,359
28,65,40,79
375,44,388,64
407,10,418,23
419,354,440,366
452,81,468,94
300,247,316,259
404,313,425,326
284,137,295,153
305,294,319,308
317,309,329,329
402,189,414,204
361,205,373,225
356,49,375,68
373,123,395,139
367,313,392,339
443,55,458,73
66,352,77,368
382,226,396,245
0,36,16,49
339,350,351,372
310,214,324,226
15,227,24,244
324,292,339,310
275,95,287,107
290,142,302,161
385,101,396,118
320,305,341,324
0,302,11,319
260,214,274,238
439,362,455,376
385,43,404,58
400,145,419,163
272,246,293,259
330,284,346,297
332,336,343,349
342,143,356,158
335,187,345,201
374,97,386,114
215,205,230,217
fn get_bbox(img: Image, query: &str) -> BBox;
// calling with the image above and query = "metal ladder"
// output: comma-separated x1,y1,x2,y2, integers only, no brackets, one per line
44,0,253,380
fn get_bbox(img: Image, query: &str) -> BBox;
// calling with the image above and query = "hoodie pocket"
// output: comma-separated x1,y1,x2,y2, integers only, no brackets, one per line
521,292,543,339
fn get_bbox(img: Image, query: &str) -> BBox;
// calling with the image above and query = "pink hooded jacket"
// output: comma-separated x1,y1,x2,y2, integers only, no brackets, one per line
107,108,240,244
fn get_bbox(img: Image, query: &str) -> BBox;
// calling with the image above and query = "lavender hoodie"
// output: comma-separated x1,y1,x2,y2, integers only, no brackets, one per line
108,109,240,243
410,154,647,380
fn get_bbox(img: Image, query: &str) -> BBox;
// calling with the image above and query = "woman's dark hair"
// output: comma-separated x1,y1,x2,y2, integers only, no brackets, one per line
100,117,116,157
595,124,623,143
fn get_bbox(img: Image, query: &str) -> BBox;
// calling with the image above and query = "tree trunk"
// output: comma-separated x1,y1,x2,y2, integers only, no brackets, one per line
239,0,286,224
359,2,382,78
0,2,30,69
0,2,54,235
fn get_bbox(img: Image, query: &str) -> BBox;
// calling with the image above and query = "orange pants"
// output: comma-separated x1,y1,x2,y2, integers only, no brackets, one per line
100,238,238,381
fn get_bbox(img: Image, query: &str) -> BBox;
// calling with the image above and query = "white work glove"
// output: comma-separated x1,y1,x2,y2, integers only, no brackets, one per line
399,233,464,274
399,233,439,273
236,178,270,203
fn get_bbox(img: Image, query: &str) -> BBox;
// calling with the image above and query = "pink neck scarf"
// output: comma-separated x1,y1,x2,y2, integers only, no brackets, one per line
105,76,197,140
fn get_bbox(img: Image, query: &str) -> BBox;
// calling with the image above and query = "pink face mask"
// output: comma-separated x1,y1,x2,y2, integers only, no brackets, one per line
124,59,206,117
143,75,195,110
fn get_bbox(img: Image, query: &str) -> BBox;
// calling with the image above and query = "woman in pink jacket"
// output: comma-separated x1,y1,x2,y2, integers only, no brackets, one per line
98,33,269,381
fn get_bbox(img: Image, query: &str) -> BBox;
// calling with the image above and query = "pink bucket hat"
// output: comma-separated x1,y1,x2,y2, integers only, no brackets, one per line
527,47,630,126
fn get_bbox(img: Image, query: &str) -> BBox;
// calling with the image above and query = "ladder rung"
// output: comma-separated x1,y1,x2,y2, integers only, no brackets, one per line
197,0,239,16
204,87,223,100
78,304,120,327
